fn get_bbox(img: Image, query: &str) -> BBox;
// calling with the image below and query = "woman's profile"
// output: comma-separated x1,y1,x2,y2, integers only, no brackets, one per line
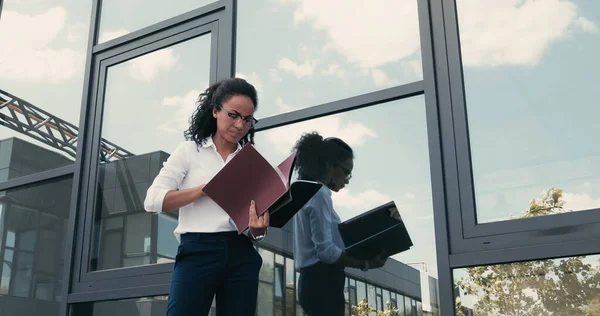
292,131,387,316
144,78,269,316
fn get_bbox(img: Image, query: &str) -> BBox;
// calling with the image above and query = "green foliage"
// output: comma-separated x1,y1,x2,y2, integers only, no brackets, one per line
352,298,400,316
455,188,600,315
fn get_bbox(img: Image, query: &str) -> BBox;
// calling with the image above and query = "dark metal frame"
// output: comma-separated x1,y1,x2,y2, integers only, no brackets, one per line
2,0,597,315
433,0,600,273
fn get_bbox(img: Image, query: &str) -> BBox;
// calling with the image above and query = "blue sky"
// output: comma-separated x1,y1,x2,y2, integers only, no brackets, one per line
1,1,600,303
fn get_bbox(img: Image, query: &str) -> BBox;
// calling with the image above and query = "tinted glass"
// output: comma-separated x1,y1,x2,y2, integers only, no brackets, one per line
456,0,600,223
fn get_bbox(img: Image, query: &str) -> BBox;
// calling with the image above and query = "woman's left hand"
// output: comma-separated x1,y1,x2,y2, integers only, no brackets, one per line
249,200,269,237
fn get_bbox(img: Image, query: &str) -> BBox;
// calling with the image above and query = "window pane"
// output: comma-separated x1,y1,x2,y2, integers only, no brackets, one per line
0,178,73,316
454,254,600,315
90,34,212,271
254,97,439,312
236,0,422,119
455,0,600,223
257,282,274,316
98,0,216,44
71,296,171,316
259,248,275,283
286,258,295,288
0,1,92,181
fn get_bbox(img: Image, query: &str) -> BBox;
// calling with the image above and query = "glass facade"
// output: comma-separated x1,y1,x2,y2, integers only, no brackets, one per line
0,0,598,315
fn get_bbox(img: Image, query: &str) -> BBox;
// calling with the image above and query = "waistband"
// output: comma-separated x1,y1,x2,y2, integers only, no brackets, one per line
181,231,242,241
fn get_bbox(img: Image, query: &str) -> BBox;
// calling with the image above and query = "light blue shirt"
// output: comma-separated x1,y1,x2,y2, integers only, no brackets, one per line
293,184,345,269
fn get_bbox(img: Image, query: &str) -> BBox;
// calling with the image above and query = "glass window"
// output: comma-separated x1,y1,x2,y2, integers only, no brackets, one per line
259,248,275,283
71,296,173,316
357,281,367,303
236,0,423,118
98,0,216,44
454,254,600,315
405,297,412,316
0,1,93,182
89,34,212,271
254,97,440,313
455,0,600,223
257,282,274,316
0,178,73,316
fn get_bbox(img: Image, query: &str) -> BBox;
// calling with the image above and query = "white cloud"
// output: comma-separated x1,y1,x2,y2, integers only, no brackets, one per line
371,69,399,87
321,64,345,79
332,188,392,217
128,49,178,81
67,22,88,43
575,17,599,33
264,115,376,154
236,72,263,92
0,7,84,83
99,29,129,43
457,0,597,67
269,69,282,82
277,57,315,78
288,0,420,68
275,97,295,113
158,89,201,134
563,192,600,212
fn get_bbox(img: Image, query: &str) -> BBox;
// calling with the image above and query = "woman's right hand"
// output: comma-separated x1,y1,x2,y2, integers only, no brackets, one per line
368,250,388,269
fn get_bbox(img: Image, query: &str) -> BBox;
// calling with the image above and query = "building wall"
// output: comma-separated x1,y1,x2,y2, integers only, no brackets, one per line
1,0,599,315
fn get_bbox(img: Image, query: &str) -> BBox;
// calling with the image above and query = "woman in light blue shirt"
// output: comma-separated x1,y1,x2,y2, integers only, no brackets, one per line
292,132,387,316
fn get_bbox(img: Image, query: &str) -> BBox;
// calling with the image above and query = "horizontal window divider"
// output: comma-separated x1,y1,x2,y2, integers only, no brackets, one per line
81,262,175,282
68,283,171,304
255,81,425,132
92,0,225,54
466,207,600,238
0,165,74,191
449,236,600,269
72,271,173,296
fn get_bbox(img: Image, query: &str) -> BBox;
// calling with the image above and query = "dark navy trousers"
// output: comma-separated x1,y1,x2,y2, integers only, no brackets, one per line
298,262,346,316
166,231,262,316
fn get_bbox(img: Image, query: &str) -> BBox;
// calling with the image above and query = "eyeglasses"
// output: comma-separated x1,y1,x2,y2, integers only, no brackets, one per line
336,163,352,180
217,105,258,128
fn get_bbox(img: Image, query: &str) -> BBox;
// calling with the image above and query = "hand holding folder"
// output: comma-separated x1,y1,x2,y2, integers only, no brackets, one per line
202,144,322,233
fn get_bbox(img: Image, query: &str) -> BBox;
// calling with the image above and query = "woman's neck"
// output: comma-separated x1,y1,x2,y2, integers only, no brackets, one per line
212,135,237,157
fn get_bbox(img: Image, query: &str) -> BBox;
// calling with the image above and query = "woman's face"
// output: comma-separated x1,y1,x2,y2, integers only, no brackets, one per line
327,158,353,192
212,95,256,144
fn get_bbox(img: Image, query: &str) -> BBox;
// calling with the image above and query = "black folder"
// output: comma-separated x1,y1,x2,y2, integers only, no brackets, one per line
268,180,323,228
338,201,413,260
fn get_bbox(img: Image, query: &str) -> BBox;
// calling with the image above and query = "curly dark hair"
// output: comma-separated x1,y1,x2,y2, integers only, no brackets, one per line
184,78,258,145
292,131,354,181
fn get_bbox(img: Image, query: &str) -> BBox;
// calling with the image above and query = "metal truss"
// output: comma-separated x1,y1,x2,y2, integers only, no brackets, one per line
0,88,134,162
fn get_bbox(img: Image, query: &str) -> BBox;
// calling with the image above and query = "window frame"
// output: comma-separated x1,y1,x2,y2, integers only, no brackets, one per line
431,0,600,272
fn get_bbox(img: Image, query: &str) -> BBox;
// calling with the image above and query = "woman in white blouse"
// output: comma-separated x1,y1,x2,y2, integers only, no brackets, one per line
144,78,269,316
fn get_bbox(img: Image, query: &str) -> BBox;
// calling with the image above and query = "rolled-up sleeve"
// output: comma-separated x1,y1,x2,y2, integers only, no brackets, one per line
307,193,343,264
144,142,190,213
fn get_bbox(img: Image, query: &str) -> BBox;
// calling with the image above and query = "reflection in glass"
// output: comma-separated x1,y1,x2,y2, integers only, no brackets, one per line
236,0,423,118
90,35,212,271
455,0,600,223
254,97,439,315
0,1,92,182
454,254,600,315
98,0,216,44
71,296,172,316
0,178,73,316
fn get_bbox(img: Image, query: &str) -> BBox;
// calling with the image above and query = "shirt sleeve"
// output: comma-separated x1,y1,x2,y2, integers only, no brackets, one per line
144,142,191,213
307,191,343,264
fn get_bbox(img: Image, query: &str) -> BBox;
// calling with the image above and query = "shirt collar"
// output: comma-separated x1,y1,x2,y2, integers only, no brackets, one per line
201,136,243,153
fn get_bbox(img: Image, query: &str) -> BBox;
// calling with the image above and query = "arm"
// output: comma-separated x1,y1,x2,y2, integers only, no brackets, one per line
144,142,203,213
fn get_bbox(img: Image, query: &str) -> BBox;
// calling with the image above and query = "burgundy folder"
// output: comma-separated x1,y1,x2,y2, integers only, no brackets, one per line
203,144,321,233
